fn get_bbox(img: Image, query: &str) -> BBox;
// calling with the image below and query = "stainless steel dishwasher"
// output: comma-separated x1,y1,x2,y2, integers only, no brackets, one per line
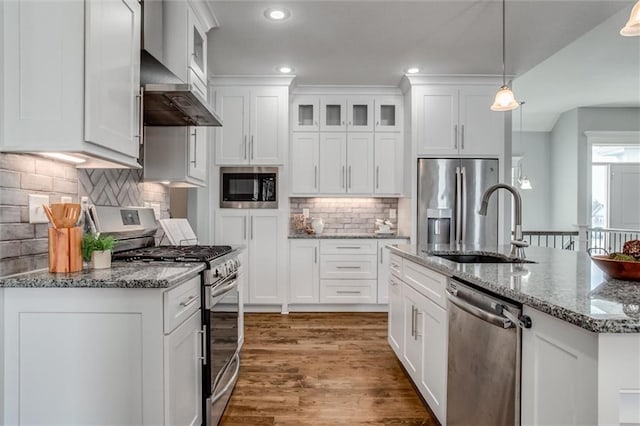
446,279,532,426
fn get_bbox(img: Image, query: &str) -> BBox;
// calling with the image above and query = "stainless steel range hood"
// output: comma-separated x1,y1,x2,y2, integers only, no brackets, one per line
140,51,222,127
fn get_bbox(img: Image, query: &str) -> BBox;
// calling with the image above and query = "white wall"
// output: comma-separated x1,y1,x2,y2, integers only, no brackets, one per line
549,109,579,229
512,131,551,229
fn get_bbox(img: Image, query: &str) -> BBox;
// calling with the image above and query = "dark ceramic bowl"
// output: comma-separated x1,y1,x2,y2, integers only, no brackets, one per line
590,255,640,281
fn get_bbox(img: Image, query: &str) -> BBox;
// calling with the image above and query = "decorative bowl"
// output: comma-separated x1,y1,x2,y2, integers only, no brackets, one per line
590,255,640,281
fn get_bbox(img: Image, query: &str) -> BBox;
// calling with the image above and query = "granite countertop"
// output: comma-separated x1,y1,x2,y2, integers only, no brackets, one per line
0,262,206,289
289,233,410,239
388,244,640,334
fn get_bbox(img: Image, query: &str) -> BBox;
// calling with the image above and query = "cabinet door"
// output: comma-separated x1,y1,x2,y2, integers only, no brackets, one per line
292,97,319,131
164,310,202,426
416,87,459,156
319,133,347,193
377,239,409,304
289,240,319,304
320,97,347,132
187,127,207,182
374,96,401,132
402,285,422,380
250,87,286,164
187,6,207,86
214,210,248,245
347,97,374,132
291,133,319,194
84,0,141,159
346,133,374,194
416,293,448,424
214,87,250,165
248,211,282,304
374,133,401,195
388,274,404,357
459,87,505,156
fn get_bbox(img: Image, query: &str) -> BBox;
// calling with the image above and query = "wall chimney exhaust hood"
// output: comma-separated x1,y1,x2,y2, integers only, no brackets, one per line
140,51,222,127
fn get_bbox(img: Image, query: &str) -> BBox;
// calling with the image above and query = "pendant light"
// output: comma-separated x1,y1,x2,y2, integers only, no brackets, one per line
491,0,520,111
516,101,532,189
620,1,640,36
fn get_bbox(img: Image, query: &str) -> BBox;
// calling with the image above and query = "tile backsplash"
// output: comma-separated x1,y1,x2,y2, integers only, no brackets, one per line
0,153,170,277
289,197,399,235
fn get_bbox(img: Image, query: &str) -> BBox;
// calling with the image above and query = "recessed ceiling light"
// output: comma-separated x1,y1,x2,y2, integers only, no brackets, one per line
406,67,421,74
264,8,290,21
277,66,294,74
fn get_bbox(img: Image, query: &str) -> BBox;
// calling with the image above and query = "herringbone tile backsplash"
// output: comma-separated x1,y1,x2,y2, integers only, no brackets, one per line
0,153,170,277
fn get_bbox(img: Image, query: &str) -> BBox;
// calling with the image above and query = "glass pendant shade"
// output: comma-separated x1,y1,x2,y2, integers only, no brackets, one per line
519,176,533,190
490,85,520,111
620,1,640,36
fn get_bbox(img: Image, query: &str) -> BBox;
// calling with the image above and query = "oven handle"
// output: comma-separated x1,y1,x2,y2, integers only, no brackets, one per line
211,352,240,405
211,277,238,299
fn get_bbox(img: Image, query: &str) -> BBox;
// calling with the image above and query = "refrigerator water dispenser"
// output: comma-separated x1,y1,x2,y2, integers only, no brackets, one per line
427,208,452,244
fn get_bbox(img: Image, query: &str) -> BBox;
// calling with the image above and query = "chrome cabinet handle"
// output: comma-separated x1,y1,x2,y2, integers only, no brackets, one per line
336,246,360,249
243,216,247,240
336,290,361,294
314,247,318,264
380,247,383,263
461,124,465,149
250,216,254,240
314,166,318,189
410,306,415,337
342,166,345,188
376,166,380,189
190,129,197,165
414,311,421,340
180,294,198,307
336,266,361,269
348,166,352,189
198,325,207,365
390,262,399,268
250,135,254,160
454,124,458,149
135,87,143,144
243,135,247,160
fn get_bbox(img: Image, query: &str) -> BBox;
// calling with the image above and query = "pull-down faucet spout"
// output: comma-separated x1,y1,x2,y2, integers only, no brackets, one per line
478,183,528,259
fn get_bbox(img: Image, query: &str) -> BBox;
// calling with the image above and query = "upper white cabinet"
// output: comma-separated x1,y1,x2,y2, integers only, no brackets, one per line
0,0,142,168
144,126,207,187
415,85,505,157
320,97,347,132
374,97,402,132
214,86,288,165
347,97,374,132
292,97,320,131
291,133,320,194
374,133,402,195
318,133,374,194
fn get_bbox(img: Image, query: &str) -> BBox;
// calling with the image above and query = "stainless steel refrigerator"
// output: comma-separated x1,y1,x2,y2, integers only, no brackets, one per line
418,158,499,249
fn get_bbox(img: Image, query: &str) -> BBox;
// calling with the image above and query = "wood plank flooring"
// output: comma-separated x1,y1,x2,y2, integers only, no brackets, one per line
220,312,438,426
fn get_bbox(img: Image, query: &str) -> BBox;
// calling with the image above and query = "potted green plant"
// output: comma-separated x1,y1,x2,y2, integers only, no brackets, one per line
82,233,116,269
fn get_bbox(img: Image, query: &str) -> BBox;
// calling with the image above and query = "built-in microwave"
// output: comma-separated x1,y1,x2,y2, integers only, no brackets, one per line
220,167,278,208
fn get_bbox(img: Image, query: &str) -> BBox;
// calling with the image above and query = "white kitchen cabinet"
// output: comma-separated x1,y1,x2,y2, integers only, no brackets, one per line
215,210,283,305
521,306,598,426
289,240,320,304
374,133,402,195
0,0,141,168
374,97,402,132
319,279,377,304
164,310,202,426
320,97,347,132
291,133,320,194
377,239,410,304
144,126,207,187
388,274,404,356
402,284,422,379
347,133,375,194
347,97,374,132
214,86,287,165
318,133,373,194
292,97,320,131
415,85,505,157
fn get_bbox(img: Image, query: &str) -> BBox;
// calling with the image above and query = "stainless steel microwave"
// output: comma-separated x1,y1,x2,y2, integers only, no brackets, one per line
220,167,278,208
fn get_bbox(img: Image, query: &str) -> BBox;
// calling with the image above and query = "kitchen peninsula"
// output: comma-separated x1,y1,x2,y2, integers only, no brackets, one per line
388,243,640,425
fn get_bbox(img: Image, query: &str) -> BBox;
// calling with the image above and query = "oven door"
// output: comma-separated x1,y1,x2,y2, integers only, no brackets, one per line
204,275,240,426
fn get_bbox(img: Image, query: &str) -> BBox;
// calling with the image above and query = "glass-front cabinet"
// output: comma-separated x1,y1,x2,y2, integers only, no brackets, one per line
320,98,347,132
375,97,401,132
293,97,320,131
347,97,374,132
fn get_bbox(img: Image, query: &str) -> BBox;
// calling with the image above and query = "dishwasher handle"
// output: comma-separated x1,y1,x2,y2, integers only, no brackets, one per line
446,288,514,329
493,302,533,329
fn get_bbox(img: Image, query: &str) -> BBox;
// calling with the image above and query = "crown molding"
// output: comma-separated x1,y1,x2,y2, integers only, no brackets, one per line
209,75,296,87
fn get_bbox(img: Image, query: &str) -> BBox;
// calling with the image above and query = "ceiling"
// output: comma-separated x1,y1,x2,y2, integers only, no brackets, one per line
207,0,639,130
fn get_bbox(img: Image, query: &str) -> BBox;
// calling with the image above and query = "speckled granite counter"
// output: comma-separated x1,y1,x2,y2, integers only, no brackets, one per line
289,233,410,239
388,244,640,333
0,262,205,289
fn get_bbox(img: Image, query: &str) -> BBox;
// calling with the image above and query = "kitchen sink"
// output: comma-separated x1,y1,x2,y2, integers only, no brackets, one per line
430,252,536,264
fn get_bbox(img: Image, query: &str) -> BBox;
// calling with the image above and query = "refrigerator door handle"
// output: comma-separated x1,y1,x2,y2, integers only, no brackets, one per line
455,166,462,244
461,166,467,243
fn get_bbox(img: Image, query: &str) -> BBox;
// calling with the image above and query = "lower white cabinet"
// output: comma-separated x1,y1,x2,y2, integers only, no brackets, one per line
377,239,410,304
2,275,203,425
289,239,319,304
388,255,448,424
215,209,283,305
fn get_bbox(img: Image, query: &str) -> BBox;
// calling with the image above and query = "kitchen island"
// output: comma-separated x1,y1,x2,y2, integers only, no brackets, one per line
388,244,640,425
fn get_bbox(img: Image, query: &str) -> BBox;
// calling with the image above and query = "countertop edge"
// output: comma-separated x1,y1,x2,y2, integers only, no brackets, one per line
288,234,410,239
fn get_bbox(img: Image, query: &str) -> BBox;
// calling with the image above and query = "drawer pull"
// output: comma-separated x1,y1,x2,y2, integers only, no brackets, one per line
390,262,400,268
336,266,361,269
336,246,361,249
336,290,361,294
179,295,199,308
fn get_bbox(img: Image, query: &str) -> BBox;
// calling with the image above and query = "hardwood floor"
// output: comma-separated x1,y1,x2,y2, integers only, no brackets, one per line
220,312,438,425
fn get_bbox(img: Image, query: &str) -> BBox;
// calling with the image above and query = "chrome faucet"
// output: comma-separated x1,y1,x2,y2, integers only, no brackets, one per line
478,183,529,259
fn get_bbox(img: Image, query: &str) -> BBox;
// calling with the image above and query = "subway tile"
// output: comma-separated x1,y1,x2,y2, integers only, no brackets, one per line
35,158,69,179
0,241,21,259
52,178,78,194
0,206,21,223
0,170,20,188
0,223,35,240
0,188,29,206
20,238,48,256
35,224,49,238
0,153,36,174
21,173,53,191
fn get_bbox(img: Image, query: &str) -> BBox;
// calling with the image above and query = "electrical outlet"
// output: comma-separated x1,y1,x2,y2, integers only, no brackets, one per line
303,208,310,218
60,196,73,203
28,194,50,223
389,208,396,219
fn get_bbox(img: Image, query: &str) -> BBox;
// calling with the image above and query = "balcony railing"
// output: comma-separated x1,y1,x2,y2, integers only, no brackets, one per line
582,227,640,253
522,231,579,251
520,227,640,253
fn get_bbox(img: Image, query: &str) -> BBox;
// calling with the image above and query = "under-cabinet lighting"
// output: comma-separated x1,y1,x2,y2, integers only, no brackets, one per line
406,67,421,74
40,152,87,164
264,8,290,21
277,66,293,74
160,181,171,185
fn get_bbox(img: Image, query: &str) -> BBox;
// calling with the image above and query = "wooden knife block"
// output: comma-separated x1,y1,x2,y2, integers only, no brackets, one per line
48,227,83,273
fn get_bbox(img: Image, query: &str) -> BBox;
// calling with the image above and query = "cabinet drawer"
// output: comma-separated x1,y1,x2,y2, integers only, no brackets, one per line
320,280,377,304
320,255,377,280
320,239,377,255
164,274,201,334
402,261,447,309
389,253,403,278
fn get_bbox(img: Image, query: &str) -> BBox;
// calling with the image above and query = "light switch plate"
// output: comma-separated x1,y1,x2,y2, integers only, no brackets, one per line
303,208,310,218
60,196,73,203
29,194,50,223
389,208,396,219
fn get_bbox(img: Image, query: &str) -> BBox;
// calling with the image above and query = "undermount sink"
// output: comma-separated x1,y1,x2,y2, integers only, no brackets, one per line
430,252,536,264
